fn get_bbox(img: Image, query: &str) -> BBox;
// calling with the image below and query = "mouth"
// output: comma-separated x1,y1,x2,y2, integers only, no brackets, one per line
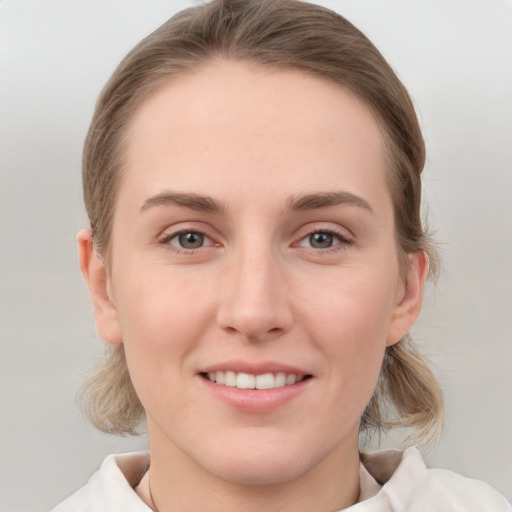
200,371,312,390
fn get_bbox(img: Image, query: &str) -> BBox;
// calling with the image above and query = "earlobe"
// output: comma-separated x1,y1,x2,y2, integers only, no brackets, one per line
77,229,123,345
386,251,429,346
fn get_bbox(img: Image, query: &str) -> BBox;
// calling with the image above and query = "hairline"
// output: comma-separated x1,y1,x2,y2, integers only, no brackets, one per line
97,57,409,267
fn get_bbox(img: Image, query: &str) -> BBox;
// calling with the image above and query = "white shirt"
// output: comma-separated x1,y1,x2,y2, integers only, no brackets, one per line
51,447,511,511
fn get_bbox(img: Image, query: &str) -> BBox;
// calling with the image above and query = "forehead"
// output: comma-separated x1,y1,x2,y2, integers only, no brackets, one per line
120,60,389,211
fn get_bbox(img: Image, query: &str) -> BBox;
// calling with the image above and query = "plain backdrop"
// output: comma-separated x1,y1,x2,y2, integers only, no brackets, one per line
1,1,511,511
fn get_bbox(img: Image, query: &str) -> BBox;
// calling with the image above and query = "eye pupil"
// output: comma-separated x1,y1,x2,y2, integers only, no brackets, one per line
309,232,333,248
178,232,204,249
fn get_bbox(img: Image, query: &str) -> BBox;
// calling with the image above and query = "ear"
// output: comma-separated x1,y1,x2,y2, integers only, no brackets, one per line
386,250,429,346
77,229,123,345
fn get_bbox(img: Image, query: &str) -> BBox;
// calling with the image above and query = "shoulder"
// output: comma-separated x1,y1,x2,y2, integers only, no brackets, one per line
50,452,151,512
358,447,511,511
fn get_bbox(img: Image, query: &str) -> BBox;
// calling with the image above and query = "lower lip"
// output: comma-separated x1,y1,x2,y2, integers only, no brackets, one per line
199,376,312,412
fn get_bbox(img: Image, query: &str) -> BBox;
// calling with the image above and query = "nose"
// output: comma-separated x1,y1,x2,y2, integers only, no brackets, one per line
216,247,293,342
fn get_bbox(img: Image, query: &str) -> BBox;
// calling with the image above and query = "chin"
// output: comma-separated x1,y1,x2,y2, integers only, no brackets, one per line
210,456,309,487
197,433,329,487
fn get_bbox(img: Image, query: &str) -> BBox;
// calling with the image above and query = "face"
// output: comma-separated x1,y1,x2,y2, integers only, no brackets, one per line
81,60,426,489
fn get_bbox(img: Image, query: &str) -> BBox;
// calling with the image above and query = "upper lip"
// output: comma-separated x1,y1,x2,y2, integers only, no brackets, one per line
200,360,311,376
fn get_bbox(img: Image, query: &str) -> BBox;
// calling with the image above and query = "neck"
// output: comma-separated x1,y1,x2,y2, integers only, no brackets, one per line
146,422,361,512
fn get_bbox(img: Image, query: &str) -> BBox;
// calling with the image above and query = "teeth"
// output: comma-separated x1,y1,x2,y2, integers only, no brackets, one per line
256,373,274,389
237,372,255,389
225,371,236,387
275,372,286,387
286,374,297,385
205,371,306,390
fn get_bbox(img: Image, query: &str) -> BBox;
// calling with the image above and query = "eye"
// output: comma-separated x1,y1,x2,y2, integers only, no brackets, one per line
166,231,212,250
307,232,335,249
298,230,349,249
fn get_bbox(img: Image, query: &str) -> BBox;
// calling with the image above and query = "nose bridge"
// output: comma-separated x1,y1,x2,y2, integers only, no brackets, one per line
218,237,292,340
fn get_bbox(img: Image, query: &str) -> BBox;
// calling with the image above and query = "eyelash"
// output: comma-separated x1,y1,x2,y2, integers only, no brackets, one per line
295,228,353,252
158,226,352,255
158,229,217,254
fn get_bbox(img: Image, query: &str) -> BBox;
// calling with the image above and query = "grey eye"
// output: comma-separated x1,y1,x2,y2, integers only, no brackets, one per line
176,232,205,249
308,232,334,248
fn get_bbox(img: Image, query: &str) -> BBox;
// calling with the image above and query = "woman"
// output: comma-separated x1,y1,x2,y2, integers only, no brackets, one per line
52,0,510,510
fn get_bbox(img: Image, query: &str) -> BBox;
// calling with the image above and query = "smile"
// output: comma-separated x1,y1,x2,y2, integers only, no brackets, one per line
203,371,310,390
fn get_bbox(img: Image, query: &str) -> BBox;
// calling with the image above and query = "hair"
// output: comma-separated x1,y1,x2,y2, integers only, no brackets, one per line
80,0,443,442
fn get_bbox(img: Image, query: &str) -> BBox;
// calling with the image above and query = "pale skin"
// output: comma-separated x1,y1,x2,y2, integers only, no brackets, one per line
78,60,428,511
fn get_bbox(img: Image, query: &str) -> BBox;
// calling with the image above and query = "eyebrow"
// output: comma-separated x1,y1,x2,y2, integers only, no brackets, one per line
286,191,375,215
140,192,225,215
139,190,374,216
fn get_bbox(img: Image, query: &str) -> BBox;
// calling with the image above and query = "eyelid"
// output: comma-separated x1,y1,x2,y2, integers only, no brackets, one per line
298,231,344,247
292,223,354,247
167,230,213,247
157,223,221,251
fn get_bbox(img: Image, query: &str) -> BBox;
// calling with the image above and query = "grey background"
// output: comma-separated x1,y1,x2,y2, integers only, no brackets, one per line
1,1,511,511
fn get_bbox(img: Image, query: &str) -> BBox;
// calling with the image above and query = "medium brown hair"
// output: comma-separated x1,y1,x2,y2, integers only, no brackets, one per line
80,0,443,441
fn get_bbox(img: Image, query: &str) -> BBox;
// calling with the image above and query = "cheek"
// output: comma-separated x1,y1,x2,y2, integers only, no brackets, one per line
112,268,215,398
301,264,398,383
303,262,398,340
116,264,214,338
